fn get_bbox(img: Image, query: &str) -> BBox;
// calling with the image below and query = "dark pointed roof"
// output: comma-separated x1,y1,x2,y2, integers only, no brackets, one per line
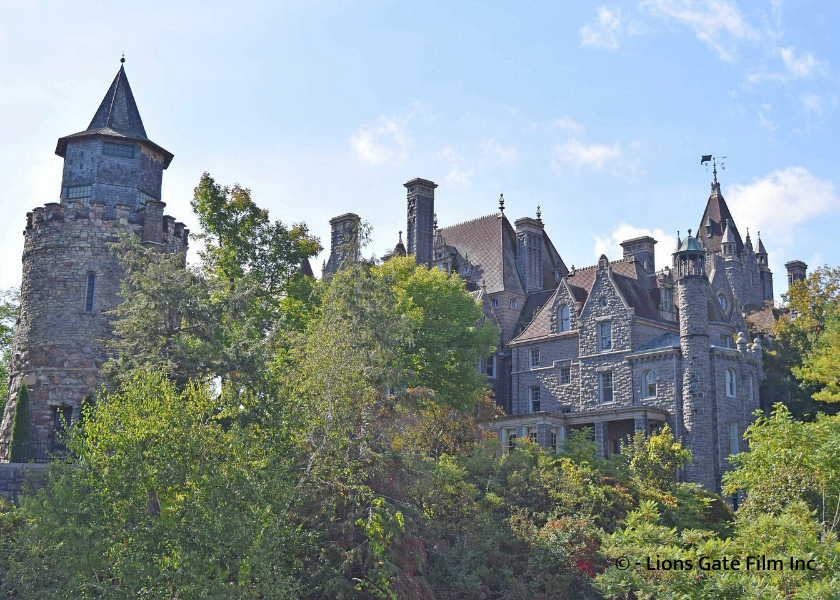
756,233,768,255
696,181,744,255
56,64,173,168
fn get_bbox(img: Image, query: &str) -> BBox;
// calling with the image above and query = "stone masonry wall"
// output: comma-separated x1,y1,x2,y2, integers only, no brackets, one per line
0,199,188,450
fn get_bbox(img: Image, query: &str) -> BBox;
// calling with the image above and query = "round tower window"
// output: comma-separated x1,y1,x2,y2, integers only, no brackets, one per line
718,294,727,311
599,297,608,308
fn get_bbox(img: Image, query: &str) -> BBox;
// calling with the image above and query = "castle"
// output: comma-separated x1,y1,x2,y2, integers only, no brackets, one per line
0,62,188,453
2,66,811,494
325,167,809,493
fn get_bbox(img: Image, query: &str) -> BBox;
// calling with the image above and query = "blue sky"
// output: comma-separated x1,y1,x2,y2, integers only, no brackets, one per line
1,0,838,297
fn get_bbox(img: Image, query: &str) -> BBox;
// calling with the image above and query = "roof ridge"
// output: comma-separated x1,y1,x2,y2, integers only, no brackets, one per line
570,257,634,274
439,212,501,231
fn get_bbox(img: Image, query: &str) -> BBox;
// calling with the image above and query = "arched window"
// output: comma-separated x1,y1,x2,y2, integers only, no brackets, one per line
718,294,728,312
559,305,570,331
726,368,737,398
748,373,755,402
85,273,96,312
643,370,657,399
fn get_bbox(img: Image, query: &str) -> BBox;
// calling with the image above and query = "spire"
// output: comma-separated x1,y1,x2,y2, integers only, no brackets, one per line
498,193,505,216
696,173,743,255
756,231,767,255
86,63,147,139
55,60,173,168
745,227,753,250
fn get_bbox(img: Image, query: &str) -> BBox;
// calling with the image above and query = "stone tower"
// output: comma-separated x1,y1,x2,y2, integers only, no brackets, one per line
404,178,437,267
323,213,361,276
675,230,716,491
0,62,188,451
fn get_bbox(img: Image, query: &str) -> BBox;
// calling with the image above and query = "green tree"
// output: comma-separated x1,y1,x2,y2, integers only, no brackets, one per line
0,288,19,391
766,265,840,418
5,373,306,599
8,383,30,463
723,404,840,532
622,424,691,493
795,308,840,403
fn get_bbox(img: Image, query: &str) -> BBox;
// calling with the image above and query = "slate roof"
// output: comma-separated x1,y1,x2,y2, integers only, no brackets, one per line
612,273,662,321
56,65,174,168
300,259,314,278
745,303,782,334
514,289,556,336
633,333,680,354
437,213,526,295
696,182,744,255
509,289,558,343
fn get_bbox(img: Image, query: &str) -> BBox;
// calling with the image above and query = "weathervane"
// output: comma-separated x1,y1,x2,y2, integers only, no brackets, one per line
701,154,726,184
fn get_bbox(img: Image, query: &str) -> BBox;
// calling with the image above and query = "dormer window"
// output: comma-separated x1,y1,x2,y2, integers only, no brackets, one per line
558,305,570,331
718,294,728,312
102,141,135,158
662,289,671,311
509,299,518,308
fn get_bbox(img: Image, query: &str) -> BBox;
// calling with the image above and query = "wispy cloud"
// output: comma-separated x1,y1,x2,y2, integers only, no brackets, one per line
639,0,759,61
554,116,585,134
551,140,622,172
802,94,824,117
482,138,518,164
349,110,415,166
592,223,677,262
726,166,838,244
778,46,820,76
437,147,475,190
580,7,622,49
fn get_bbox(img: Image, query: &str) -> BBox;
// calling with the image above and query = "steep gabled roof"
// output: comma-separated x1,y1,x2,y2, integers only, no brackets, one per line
56,64,174,168
437,213,526,295
696,181,744,255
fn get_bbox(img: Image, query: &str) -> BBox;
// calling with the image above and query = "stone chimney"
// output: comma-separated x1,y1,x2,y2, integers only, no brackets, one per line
620,236,656,273
324,213,361,275
514,215,545,293
404,178,437,267
785,260,807,291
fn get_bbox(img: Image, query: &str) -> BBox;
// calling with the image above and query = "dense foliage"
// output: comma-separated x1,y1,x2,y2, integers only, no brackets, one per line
8,384,30,464
0,175,837,599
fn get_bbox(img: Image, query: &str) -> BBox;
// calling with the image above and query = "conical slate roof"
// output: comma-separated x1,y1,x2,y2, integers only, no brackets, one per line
756,234,768,255
722,218,736,243
696,181,744,255
87,65,147,139
55,63,173,168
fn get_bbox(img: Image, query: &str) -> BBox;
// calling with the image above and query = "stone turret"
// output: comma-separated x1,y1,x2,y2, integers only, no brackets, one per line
0,62,187,453
785,260,807,291
675,229,716,491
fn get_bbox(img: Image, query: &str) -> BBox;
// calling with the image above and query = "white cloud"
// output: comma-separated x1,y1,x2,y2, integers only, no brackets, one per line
726,167,838,244
554,116,585,133
482,138,518,164
592,223,677,263
639,0,759,61
777,46,819,76
437,147,474,190
757,103,776,130
580,7,622,49
551,140,622,172
349,112,414,166
802,93,823,117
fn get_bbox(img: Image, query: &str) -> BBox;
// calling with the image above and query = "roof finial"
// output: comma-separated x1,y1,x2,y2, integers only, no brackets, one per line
536,204,541,221
687,228,692,237
433,213,438,232
498,193,505,215
398,230,403,242
120,53,125,64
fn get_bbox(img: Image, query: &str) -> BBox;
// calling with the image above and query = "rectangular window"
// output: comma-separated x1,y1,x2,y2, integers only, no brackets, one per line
559,366,571,385
729,422,740,455
550,431,557,453
529,387,541,412
600,372,613,403
491,298,499,308
529,348,541,368
507,430,517,453
598,321,612,351
662,289,671,310
509,299,518,308
102,141,135,158
485,355,496,378
138,191,157,206
66,185,92,203
85,273,96,312
720,335,731,348
527,427,537,443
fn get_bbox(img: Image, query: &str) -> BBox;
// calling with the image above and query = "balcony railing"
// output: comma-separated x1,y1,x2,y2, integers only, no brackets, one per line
0,440,68,463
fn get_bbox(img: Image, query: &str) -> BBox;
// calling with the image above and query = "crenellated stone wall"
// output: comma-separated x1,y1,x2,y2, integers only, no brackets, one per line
0,199,188,451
